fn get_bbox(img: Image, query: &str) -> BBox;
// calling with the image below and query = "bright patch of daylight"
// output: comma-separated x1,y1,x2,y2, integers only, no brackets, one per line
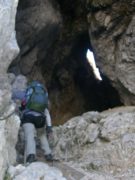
86,49,102,81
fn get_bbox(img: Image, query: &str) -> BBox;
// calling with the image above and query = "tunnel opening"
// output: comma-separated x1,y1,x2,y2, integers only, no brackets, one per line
65,32,123,112
69,33,123,112
46,32,123,124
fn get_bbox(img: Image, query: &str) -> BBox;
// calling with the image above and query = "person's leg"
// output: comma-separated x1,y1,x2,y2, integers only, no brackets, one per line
23,123,36,162
37,127,53,161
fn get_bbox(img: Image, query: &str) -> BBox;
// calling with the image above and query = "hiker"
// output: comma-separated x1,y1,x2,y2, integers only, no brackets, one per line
12,79,53,163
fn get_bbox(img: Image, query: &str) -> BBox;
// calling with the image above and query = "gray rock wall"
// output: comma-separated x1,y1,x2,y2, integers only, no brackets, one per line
0,0,20,179
0,0,19,75
13,0,62,79
0,111,20,180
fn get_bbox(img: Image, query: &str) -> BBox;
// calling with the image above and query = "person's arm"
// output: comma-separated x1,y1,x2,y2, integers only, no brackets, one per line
12,89,25,101
44,108,52,126
12,89,26,114
44,108,53,134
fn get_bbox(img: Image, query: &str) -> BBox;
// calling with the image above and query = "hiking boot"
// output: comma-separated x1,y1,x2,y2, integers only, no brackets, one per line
26,154,36,163
45,154,53,162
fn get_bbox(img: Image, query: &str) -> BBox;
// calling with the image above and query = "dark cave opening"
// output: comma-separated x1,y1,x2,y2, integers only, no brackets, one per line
48,32,123,119
72,34,123,112
74,68,123,112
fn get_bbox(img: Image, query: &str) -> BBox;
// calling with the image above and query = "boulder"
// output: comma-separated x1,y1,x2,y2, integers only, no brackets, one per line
8,162,66,180
53,106,135,179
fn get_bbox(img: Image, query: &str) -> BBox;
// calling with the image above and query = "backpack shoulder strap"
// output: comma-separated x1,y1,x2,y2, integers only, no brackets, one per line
25,87,34,102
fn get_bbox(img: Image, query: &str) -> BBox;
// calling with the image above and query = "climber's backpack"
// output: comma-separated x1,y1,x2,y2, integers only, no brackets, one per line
25,81,48,113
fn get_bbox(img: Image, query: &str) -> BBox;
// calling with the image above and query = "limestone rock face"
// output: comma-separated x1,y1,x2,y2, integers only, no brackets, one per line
87,0,135,105
53,106,135,179
0,0,20,179
0,0,19,113
11,0,62,79
0,105,20,180
0,0,19,75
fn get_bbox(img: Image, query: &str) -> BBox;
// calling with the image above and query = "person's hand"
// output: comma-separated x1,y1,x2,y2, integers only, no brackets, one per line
46,126,52,133
46,126,53,140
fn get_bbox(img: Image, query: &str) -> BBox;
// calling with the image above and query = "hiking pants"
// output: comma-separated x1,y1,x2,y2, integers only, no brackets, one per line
23,123,52,157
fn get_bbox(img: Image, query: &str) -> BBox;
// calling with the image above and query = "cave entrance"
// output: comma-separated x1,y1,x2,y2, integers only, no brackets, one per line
74,67,122,112
47,32,123,124
67,33,123,112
